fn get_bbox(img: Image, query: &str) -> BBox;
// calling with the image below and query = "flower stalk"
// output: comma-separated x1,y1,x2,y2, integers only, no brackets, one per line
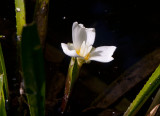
61,57,83,113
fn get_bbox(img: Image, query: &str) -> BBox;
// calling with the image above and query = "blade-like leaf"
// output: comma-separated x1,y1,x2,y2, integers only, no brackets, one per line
0,75,3,93
21,23,45,116
0,43,9,103
0,42,7,116
15,0,26,37
124,64,160,116
0,88,7,116
0,61,7,116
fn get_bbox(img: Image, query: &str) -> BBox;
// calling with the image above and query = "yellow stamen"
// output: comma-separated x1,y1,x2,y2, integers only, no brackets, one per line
76,48,90,60
84,53,90,60
76,50,80,55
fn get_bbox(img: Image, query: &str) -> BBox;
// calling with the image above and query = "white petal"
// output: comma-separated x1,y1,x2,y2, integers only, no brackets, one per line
89,46,116,62
86,46,92,56
61,43,78,57
80,41,86,57
72,22,87,50
85,28,95,46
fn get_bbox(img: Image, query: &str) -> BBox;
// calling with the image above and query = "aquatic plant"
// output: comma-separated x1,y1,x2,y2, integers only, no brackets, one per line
61,22,116,113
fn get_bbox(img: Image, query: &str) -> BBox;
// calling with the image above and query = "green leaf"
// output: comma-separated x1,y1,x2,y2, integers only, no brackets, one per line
124,64,160,116
0,43,9,103
15,0,26,37
0,88,7,116
0,43,7,116
21,23,45,116
0,75,3,93
0,74,6,116
0,48,7,116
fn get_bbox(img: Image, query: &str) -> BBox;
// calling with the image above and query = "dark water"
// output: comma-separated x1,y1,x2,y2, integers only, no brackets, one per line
1,0,160,116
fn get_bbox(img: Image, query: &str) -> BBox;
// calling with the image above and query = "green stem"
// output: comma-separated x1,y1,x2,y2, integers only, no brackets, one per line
61,57,83,114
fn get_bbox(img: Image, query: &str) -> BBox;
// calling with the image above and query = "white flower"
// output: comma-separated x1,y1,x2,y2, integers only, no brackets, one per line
61,22,116,63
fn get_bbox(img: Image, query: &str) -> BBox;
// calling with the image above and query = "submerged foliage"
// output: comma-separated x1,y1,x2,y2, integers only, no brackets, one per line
124,65,160,116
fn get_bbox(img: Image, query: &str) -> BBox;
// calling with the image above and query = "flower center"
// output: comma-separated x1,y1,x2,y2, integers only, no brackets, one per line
76,41,92,60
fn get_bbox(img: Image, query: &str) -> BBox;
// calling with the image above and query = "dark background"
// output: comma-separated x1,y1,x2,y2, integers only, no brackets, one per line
0,0,160,116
